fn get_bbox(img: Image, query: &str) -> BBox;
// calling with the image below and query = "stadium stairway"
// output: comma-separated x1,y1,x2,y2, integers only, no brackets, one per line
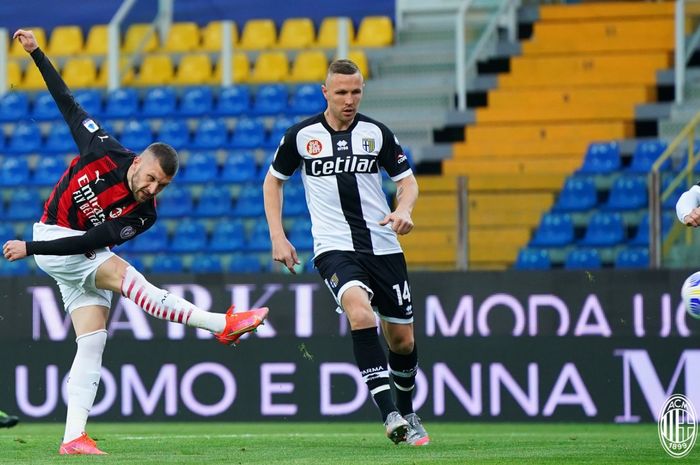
427,1,675,269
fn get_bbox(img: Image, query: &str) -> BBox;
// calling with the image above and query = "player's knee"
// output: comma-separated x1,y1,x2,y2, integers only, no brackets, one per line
390,337,414,355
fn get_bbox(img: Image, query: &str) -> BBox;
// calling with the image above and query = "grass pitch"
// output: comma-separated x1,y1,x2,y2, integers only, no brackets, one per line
0,422,674,464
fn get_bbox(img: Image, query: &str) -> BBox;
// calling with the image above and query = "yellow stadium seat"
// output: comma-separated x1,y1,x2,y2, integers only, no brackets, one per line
201,21,239,51
174,53,212,85
10,27,46,57
277,18,315,49
85,24,109,55
123,23,158,53
289,50,328,82
316,17,355,48
19,57,56,90
135,54,173,85
249,51,288,83
211,52,250,84
7,61,22,88
239,19,276,50
355,16,393,47
47,26,84,56
347,50,369,77
62,57,97,88
96,58,134,87
163,22,200,52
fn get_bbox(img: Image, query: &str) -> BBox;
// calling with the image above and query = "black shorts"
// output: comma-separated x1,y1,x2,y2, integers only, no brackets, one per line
314,251,414,324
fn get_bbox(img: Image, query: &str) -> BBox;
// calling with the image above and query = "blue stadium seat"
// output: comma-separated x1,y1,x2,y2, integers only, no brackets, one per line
190,254,223,273
0,259,31,276
169,219,208,252
189,118,229,150
627,140,669,173
104,88,139,118
252,84,288,116
220,151,258,183
283,181,308,216
7,121,42,154
6,188,42,220
158,119,190,150
228,253,261,273
661,177,685,209
120,119,154,151
234,182,265,216
577,142,621,174
0,92,29,122
121,254,146,272
264,116,293,149
289,84,325,115
579,212,625,246
141,86,177,118
601,175,647,211
129,222,168,253
214,86,251,116
32,156,66,185
44,123,78,153
565,248,602,270
32,91,61,121
514,248,551,270
0,157,30,186
288,217,313,251
615,247,649,269
230,117,266,149
208,219,246,252
179,86,214,117
157,185,193,217
195,184,231,216
0,224,16,242
74,89,103,116
150,254,184,273
529,212,574,247
181,151,218,183
628,212,673,246
246,219,271,251
552,176,597,212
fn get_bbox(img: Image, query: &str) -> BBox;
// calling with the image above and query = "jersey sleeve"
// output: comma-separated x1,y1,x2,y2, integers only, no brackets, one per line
269,130,302,180
376,125,413,181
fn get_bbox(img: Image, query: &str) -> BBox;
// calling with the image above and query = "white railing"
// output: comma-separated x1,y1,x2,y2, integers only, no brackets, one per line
675,0,685,104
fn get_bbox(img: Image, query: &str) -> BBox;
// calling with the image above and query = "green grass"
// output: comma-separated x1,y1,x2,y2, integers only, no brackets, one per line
0,422,675,464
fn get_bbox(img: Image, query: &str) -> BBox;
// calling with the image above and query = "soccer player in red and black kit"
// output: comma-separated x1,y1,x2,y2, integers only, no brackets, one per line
2,29,269,455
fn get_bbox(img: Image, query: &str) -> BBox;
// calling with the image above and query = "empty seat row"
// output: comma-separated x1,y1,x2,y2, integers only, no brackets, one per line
515,247,650,270
578,139,677,175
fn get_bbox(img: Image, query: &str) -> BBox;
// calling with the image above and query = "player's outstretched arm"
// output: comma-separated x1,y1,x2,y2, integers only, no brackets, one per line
380,174,419,235
677,185,700,227
263,172,300,274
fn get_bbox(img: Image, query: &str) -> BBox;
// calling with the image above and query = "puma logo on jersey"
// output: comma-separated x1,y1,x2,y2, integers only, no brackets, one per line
98,135,109,142
94,170,105,183
306,155,378,177
139,217,147,226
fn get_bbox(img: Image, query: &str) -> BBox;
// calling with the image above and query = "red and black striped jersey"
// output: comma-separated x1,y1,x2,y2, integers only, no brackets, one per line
25,48,156,256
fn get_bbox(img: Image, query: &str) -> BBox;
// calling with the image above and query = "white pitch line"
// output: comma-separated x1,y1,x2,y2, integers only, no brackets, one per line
115,433,369,440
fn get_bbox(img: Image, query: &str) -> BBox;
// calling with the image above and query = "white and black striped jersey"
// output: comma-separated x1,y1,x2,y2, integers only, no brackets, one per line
269,112,413,258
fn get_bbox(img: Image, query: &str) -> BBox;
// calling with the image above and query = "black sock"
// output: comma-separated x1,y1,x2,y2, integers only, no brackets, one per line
351,327,395,422
389,344,418,416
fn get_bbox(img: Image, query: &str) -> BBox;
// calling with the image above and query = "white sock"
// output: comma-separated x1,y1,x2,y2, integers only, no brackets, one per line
120,266,225,333
63,330,107,443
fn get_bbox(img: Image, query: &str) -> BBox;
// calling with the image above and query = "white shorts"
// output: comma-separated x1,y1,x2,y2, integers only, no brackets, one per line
32,222,115,313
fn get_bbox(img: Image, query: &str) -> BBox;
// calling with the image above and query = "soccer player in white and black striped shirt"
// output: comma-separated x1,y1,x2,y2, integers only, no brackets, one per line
263,59,429,445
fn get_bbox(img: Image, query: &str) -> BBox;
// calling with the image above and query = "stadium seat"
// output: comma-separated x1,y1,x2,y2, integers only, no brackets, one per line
514,248,551,270
230,117,266,149
246,219,272,251
74,89,103,116
529,212,574,247
249,52,289,83
201,21,239,51
252,84,288,115
62,57,97,89
135,54,174,86
179,86,214,116
190,118,229,149
208,219,246,251
565,249,602,270
235,183,265,217
96,57,135,87
289,84,325,115
0,224,16,243
228,253,261,273
211,52,250,84
264,116,293,148
190,254,223,274
32,91,61,121
615,247,649,269
169,219,208,252
239,19,276,50
85,24,109,55
627,140,670,173
10,27,46,57
163,22,201,52
21,58,53,90
104,88,139,118
123,23,159,53
289,50,329,83
7,121,42,154
283,180,308,216
347,50,370,77
44,123,78,153
156,185,193,218
0,259,31,276
150,254,184,273
214,86,251,116
130,222,169,252
158,118,190,150
577,142,621,174
277,18,315,49
6,188,42,220
579,212,625,246
628,212,673,246
601,175,647,211
173,53,213,85
140,86,176,117
355,16,394,47
47,25,84,56
220,151,258,183
32,156,66,185
120,119,154,151
552,176,597,212
0,158,30,186
316,17,355,48
661,176,685,209
288,217,313,251
0,92,29,122
7,61,21,89
182,152,218,184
